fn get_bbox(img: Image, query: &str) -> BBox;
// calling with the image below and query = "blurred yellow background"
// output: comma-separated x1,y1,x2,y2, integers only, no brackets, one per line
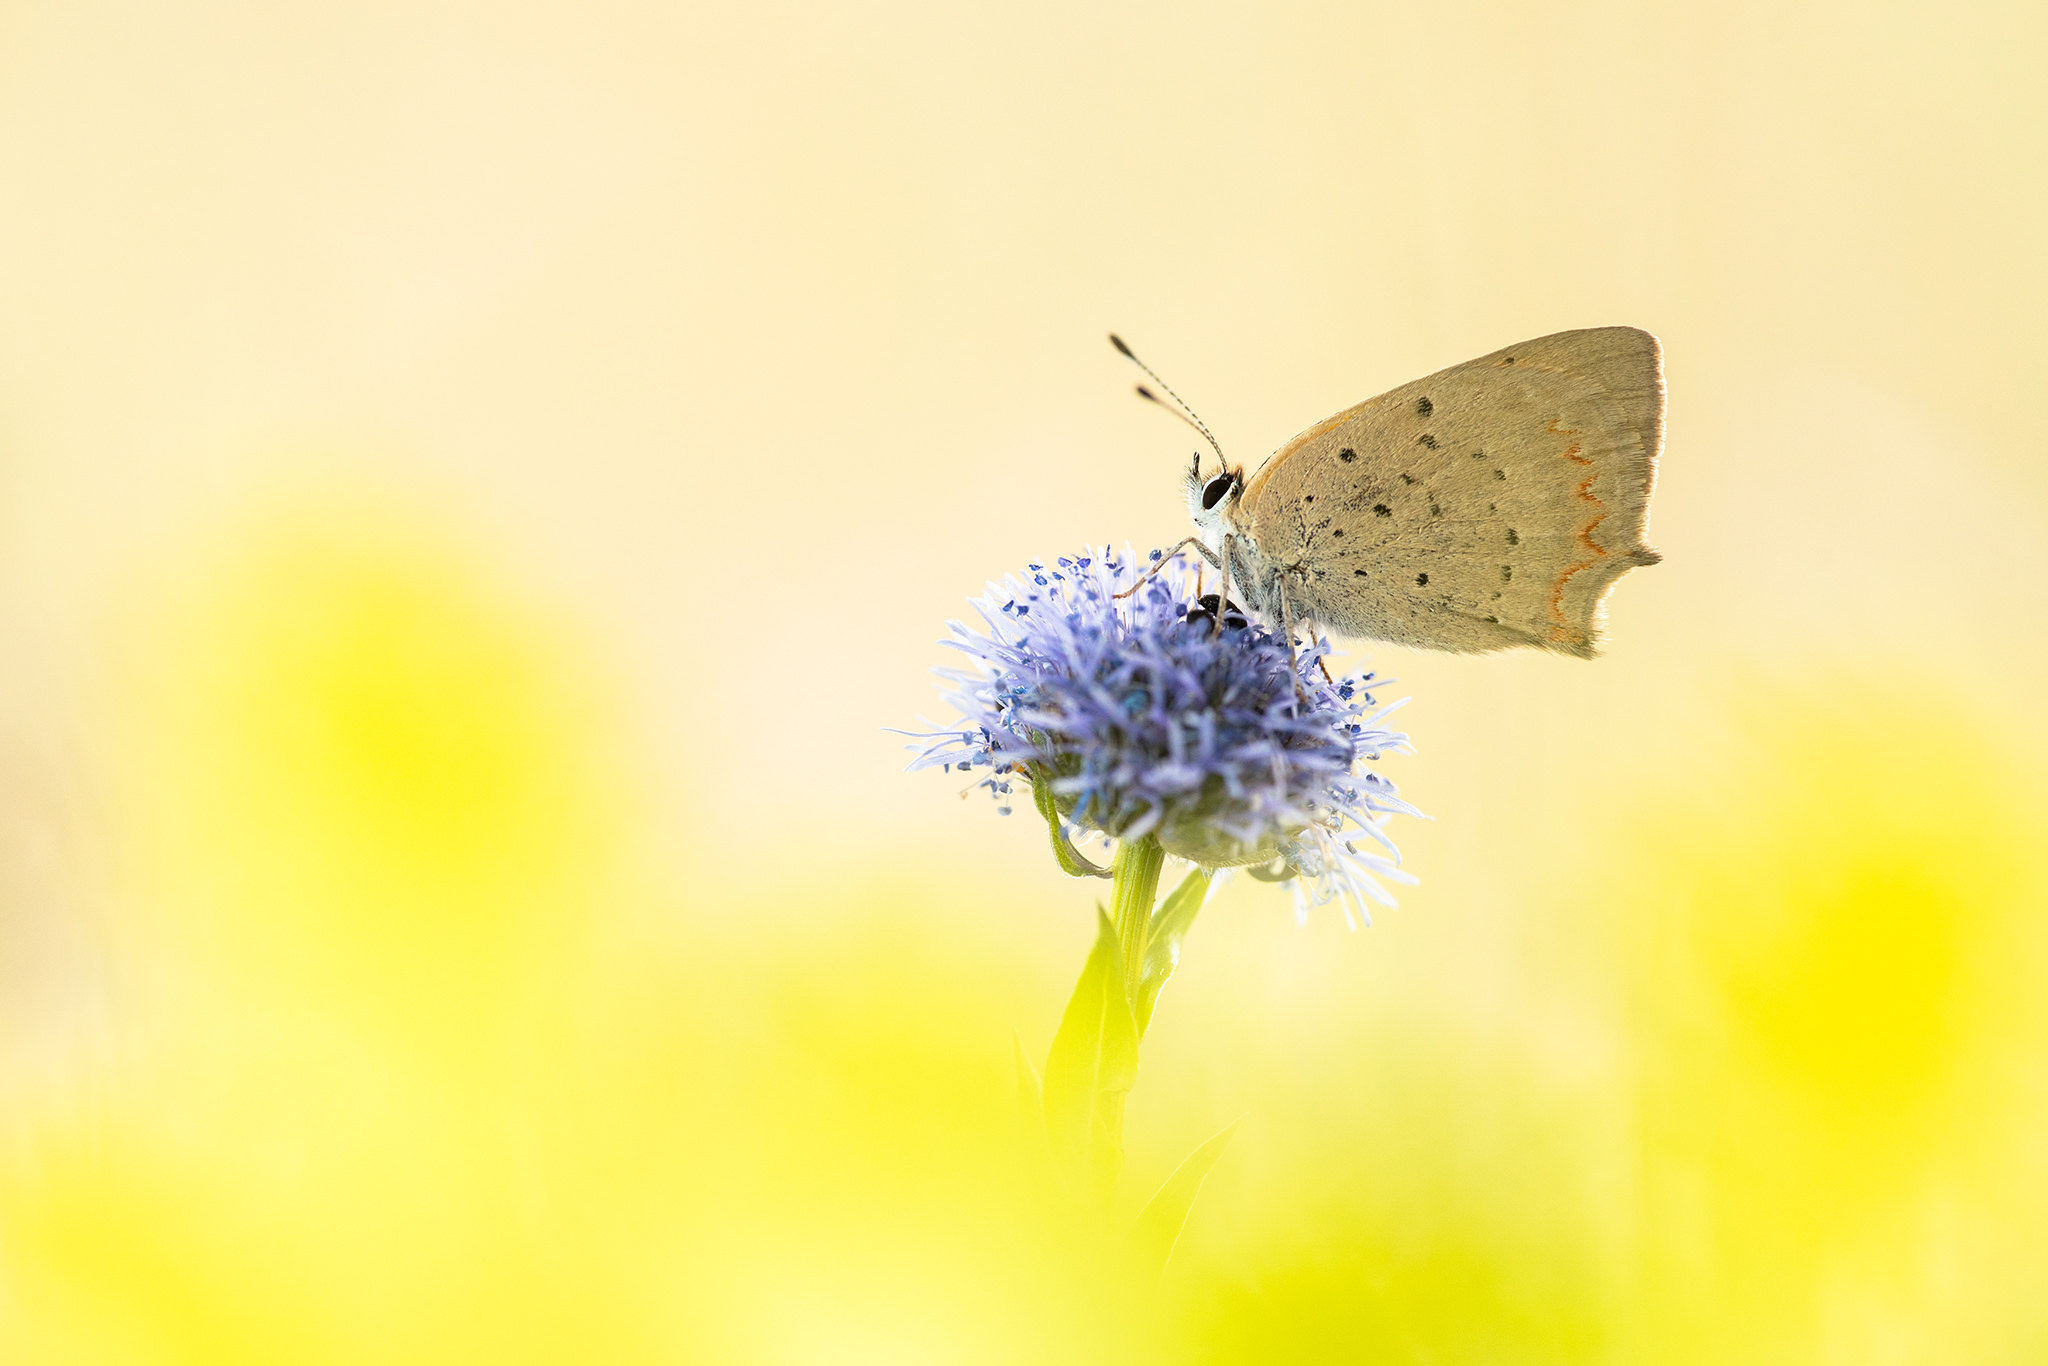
2,1,2045,1361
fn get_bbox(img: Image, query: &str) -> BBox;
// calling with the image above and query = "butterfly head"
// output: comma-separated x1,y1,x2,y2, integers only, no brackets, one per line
1186,452,1244,539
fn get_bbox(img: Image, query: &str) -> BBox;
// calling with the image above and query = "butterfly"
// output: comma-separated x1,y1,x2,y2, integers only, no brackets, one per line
1118,327,1663,659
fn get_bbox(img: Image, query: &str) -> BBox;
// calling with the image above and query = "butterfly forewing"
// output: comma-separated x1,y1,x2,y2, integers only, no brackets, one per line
1238,327,1663,657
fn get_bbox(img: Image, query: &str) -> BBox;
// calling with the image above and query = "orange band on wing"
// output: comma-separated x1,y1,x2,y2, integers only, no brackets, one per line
1544,419,1608,640
1549,417,1590,463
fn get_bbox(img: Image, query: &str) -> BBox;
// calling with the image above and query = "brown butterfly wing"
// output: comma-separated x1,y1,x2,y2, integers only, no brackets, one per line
1236,327,1663,657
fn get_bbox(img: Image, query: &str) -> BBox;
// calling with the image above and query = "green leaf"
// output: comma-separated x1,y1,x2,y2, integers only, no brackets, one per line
1031,768,1112,879
1129,1116,1243,1278
1042,908,1140,1203
1134,868,1211,1036
1012,1028,1043,1126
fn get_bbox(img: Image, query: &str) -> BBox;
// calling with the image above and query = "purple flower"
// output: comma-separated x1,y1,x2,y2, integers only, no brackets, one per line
903,546,1420,924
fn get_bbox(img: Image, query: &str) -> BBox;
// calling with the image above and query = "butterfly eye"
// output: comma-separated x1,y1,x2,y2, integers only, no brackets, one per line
1201,473,1235,510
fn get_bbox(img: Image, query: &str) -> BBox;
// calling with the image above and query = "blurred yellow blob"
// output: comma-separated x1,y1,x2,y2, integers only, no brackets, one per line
113,502,612,1025
1613,682,2048,1363
0,496,1133,1365
1,499,638,1362
1154,681,2048,1365
3,502,2044,1364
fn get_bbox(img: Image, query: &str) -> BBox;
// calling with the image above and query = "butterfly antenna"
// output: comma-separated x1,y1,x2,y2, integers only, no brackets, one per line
1109,333,1226,466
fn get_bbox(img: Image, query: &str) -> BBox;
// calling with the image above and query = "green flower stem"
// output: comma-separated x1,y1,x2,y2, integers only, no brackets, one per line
1109,836,1166,1003
1098,835,1165,1175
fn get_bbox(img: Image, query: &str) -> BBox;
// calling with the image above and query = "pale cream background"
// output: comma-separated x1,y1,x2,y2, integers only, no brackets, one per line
4,1,2042,873
3,2,2046,1361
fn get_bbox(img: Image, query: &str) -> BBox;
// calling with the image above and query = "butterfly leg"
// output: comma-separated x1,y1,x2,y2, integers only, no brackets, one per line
1275,573,1311,706
1111,536,1220,600
1273,563,1334,687
1215,534,1235,641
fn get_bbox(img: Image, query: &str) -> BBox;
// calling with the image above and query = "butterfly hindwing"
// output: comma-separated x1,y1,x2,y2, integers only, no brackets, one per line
1238,327,1663,657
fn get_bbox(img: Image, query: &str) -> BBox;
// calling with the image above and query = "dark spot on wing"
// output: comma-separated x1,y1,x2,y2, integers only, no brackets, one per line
1415,396,1433,418
1486,614,1499,623
1353,568,1367,577
1338,448,1357,463
1372,504,1391,517
1400,473,1415,485
1501,565,1512,581
1471,450,1485,459
1332,528,1344,537
1506,529,1519,545
1303,495,1313,503
1417,434,1439,450
1415,572,1429,587
1494,469,1506,481
1428,500,1441,517
1502,357,1515,365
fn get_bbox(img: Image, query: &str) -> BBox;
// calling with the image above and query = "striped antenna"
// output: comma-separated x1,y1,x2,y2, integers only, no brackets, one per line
1109,334,1225,466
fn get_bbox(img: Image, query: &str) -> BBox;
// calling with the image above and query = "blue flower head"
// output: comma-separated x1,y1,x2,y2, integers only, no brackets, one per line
904,546,1420,924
